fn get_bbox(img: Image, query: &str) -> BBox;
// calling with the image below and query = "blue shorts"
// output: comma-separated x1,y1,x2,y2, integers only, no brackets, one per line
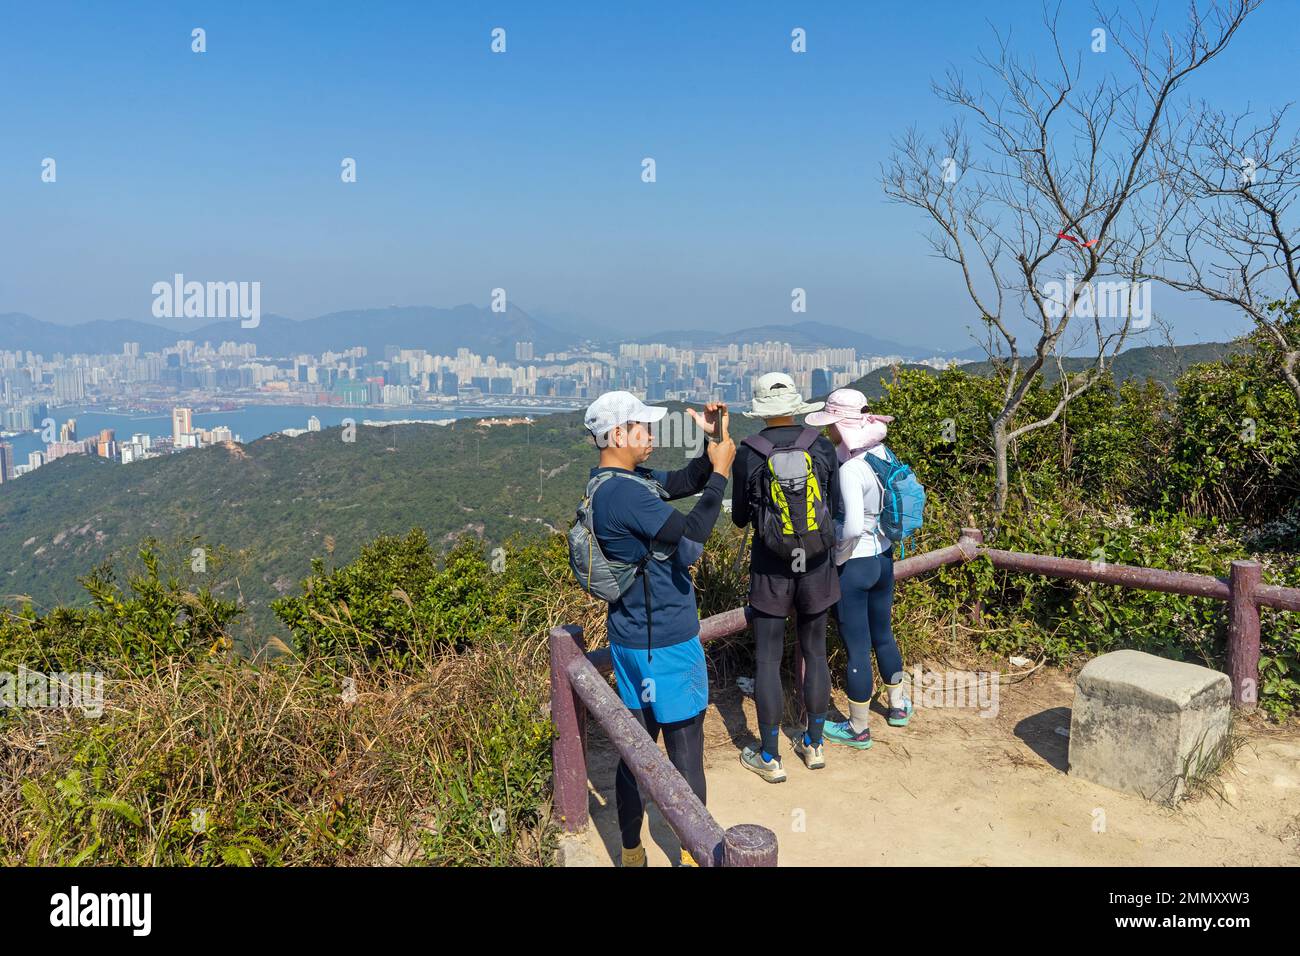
610,636,709,724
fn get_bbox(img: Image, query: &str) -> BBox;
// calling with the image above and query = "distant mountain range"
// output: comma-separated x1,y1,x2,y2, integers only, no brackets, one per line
0,305,569,360
1,309,1226,367
2,310,996,362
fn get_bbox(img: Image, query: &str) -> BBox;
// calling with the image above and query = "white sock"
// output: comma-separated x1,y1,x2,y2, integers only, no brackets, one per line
885,682,906,709
848,698,872,734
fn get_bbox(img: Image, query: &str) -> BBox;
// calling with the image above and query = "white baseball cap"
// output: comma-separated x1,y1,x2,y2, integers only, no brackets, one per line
583,390,667,438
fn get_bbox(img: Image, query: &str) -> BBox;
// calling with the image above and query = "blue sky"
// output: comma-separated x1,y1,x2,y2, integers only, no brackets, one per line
2,0,1297,350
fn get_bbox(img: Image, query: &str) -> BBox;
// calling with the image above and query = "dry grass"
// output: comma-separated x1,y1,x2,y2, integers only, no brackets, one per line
0,634,558,866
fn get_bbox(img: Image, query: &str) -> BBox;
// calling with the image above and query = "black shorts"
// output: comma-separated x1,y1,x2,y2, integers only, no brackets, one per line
748,555,840,618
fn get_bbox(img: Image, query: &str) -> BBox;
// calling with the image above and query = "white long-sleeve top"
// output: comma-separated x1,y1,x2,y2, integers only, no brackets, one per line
834,445,891,564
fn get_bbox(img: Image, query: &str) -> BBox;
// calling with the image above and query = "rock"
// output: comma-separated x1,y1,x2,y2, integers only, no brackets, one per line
1068,649,1231,803
556,833,604,867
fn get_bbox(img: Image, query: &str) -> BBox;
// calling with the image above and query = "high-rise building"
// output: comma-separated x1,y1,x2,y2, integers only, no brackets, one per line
0,442,13,482
53,369,86,404
811,368,833,398
172,407,193,446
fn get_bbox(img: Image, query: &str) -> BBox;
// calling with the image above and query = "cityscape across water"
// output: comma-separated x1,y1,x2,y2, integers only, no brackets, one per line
0,402,577,474
0,328,965,484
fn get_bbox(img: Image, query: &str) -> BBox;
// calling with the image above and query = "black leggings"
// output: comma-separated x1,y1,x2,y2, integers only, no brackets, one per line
615,707,707,850
753,608,831,758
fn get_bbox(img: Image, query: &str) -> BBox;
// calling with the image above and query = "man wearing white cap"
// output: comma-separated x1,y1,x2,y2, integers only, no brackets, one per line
731,372,840,783
581,390,735,866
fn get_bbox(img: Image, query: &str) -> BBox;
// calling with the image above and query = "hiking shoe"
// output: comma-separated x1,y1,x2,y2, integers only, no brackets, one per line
621,845,647,867
792,734,826,770
741,746,787,783
886,697,914,727
822,719,873,749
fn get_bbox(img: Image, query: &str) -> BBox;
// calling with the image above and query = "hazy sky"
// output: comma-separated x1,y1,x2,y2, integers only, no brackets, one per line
2,1,1297,350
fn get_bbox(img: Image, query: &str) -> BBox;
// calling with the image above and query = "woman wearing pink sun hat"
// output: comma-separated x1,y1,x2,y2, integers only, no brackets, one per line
804,388,912,750
804,388,894,463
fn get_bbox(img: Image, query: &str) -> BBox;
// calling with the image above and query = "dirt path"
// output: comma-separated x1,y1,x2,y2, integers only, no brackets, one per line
572,666,1300,866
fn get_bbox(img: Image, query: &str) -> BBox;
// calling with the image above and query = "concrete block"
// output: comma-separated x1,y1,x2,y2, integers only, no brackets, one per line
1068,649,1231,803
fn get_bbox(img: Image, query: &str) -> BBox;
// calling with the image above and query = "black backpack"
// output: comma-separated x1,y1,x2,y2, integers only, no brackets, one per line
741,428,835,566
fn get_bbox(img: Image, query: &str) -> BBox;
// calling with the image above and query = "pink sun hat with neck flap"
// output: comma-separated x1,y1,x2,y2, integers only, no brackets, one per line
804,387,893,453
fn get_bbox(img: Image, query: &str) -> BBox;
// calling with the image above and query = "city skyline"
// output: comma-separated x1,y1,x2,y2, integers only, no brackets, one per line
1,321,964,481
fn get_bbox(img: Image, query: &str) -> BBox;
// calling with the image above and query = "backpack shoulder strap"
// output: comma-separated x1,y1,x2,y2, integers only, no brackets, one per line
791,427,820,451
584,470,619,500
623,468,668,499
741,434,775,458
588,468,666,500
597,469,675,562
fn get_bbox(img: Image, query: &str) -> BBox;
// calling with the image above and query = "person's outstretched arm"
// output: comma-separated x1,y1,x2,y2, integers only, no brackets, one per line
652,470,728,567
730,443,751,528
652,445,714,501
651,402,731,500
651,418,736,566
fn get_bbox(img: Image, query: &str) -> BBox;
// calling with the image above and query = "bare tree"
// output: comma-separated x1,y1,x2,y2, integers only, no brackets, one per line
883,1,1257,514
1151,102,1300,404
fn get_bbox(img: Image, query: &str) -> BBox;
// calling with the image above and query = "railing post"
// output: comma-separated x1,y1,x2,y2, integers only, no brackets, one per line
959,527,985,626
723,824,778,867
1227,560,1261,711
549,625,589,831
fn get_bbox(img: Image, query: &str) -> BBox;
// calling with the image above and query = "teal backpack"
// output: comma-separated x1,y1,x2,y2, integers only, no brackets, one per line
863,446,926,557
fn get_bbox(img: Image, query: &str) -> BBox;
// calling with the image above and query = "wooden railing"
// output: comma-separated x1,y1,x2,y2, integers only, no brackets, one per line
549,527,1299,863
549,624,777,866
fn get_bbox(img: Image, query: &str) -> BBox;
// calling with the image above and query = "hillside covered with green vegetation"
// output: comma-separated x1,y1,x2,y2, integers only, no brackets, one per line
0,405,784,644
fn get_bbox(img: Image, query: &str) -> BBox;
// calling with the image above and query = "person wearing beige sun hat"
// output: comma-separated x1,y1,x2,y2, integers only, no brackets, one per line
742,371,826,419
732,372,839,783
804,387,912,751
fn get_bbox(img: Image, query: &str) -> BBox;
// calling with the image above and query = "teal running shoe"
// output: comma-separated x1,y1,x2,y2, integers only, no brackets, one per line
822,719,873,749
886,697,914,727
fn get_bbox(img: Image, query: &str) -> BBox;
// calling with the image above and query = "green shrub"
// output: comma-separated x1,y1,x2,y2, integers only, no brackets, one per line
0,540,239,675
1163,352,1300,521
271,530,574,667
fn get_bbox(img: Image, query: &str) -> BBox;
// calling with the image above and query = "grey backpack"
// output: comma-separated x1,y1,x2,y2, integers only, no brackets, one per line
568,470,673,602
741,428,835,564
